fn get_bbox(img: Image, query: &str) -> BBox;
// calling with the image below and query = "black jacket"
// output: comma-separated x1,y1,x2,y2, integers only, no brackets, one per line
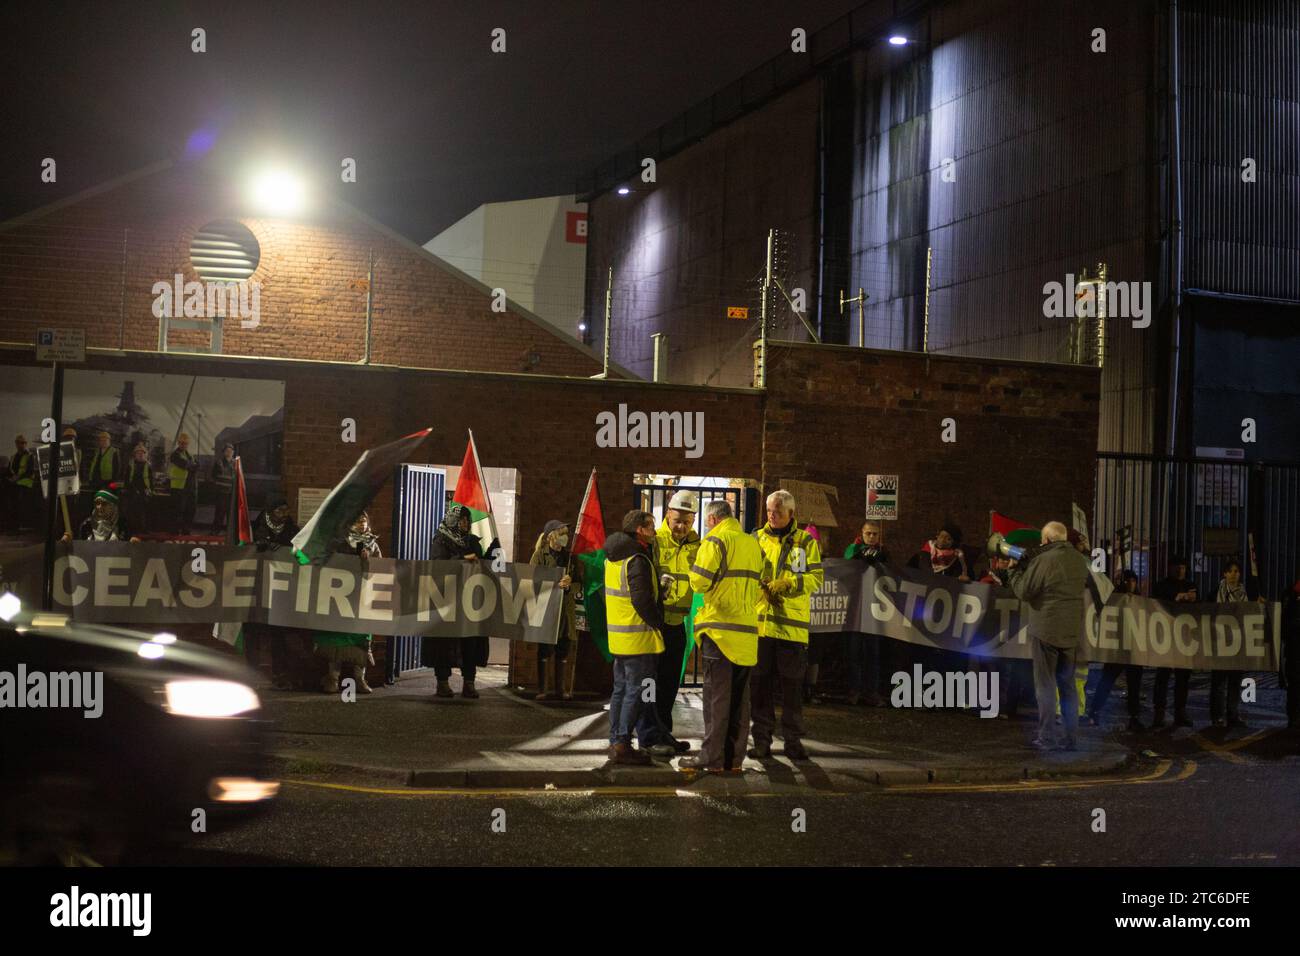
603,530,667,634
252,511,299,549
430,532,483,561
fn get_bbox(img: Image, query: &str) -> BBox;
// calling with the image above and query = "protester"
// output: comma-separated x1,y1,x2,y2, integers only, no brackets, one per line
63,487,138,542
1055,529,1091,719
844,520,889,706
210,442,236,532
3,434,36,533
252,494,298,548
168,433,199,534
680,499,762,773
120,443,155,536
245,494,300,690
529,519,578,701
1006,521,1090,750
602,509,668,765
1086,569,1145,731
312,512,379,695
1151,555,1197,729
425,503,489,699
639,490,700,754
981,554,1033,719
907,522,971,580
1210,559,1253,729
749,490,823,762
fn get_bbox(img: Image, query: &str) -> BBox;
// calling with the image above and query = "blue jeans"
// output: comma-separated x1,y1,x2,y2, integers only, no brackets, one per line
609,653,660,746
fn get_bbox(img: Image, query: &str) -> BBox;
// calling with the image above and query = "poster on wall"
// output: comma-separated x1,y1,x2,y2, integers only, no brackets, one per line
865,474,899,520
0,366,285,538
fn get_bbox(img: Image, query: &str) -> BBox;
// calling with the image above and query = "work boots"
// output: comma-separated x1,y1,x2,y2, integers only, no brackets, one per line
435,678,454,698
461,679,479,699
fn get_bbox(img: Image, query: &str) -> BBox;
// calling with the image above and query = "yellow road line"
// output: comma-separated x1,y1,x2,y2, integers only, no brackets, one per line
1188,734,1249,764
281,758,1194,799
877,758,1192,794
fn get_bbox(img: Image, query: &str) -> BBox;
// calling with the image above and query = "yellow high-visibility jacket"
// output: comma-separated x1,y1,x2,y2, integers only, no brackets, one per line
754,523,824,645
687,516,761,666
655,519,700,626
604,551,665,655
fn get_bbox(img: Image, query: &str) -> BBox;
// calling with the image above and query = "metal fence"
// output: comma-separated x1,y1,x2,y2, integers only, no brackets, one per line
1094,453,1300,601
387,464,446,683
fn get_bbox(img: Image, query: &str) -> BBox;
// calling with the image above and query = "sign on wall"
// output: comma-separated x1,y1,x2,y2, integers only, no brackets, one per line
865,474,898,520
36,328,85,363
297,487,331,527
565,211,588,244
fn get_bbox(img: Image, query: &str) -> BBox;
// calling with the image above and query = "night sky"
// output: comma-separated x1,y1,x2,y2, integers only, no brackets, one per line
3,0,862,241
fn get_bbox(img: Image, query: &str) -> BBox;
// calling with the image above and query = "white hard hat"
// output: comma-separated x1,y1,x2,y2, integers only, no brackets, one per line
667,490,699,513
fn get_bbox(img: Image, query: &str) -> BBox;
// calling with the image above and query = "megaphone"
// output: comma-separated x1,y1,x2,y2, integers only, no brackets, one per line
986,531,1028,562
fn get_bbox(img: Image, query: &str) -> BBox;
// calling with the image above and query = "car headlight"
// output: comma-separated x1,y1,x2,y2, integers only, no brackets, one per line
163,679,260,718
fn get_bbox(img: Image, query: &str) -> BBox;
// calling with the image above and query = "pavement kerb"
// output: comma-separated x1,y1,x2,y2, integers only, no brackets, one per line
270,747,1135,790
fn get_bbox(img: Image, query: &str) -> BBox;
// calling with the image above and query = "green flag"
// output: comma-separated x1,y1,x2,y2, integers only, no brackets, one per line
575,549,611,662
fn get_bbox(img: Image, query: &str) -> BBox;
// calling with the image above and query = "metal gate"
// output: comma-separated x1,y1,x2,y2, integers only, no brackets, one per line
632,482,760,687
387,464,446,683
1094,453,1300,600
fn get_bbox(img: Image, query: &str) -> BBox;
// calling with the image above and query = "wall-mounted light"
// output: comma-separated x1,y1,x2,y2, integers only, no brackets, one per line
617,186,631,196
888,35,909,46
248,167,307,216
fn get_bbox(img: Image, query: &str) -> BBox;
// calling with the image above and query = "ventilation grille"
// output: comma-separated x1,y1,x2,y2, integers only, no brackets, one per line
189,220,260,281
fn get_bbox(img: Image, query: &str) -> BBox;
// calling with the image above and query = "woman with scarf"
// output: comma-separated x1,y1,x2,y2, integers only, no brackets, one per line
1210,559,1258,729
312,512,380,695
843,520,890,706
907,522,971,674
63,487,139,542
529,519,579,700
425,503,489,699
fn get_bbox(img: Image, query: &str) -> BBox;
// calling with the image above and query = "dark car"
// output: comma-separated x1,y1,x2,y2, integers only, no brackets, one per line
0,601,277,864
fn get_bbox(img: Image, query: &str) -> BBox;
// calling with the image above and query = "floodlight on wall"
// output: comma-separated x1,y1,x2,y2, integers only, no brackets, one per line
248,168,307,216
617,186,631,196
888,35,909,45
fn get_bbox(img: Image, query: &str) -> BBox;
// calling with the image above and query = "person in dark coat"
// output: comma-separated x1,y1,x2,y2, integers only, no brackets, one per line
1086,569,1146,731
251,495,299,549
425,503,489,699
844,520,890,706
529,519,579,700
1151,555,1197,728
210,443,236,532
245,494,300,690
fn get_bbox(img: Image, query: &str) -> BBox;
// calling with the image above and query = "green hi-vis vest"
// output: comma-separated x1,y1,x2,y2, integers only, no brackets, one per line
90,447,119,483
604,551,664,655
687,516,762,666
169,451,193,489
127,461,152,494
12,450,34,487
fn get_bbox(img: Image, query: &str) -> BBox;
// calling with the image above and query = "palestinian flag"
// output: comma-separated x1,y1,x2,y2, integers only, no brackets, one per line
990,510,1041,548
569,469,612,662
214,457,253,650
291,427,432,564
453,430,500,555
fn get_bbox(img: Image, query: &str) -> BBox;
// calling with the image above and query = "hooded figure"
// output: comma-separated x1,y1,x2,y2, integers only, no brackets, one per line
425,502,489,699
252,494,299,549
529,519,579,700
68,488,131,541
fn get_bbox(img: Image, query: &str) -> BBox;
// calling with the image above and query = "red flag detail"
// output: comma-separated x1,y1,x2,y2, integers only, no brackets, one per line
571,468,605,556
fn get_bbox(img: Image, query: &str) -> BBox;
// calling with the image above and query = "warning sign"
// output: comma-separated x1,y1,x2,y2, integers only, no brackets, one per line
865,474,898,520
726,306,749,319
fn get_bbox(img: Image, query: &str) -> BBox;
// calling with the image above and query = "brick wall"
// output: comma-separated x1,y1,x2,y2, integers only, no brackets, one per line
761,340,1101,563
0,160,606,378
